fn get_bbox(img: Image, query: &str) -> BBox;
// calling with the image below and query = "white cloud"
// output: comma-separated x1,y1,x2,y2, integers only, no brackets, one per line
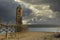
0,0,60,25
14,0,60,25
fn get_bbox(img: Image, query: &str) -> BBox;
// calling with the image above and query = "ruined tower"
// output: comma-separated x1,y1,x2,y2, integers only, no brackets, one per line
16,5,23,32
16,5,28,32
16,5,22,25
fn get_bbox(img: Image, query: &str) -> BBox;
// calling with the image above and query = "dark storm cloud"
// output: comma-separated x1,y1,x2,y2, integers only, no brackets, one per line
21,0,60,18
0,0,60,24
0,0,18,22
21,0,60,24
23,8,32,17
49,0,60,19
21,0,60,12
49,0,60,12
0,0,32,22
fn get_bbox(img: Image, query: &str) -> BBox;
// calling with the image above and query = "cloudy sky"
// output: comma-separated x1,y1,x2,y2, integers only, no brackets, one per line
0,0,60,25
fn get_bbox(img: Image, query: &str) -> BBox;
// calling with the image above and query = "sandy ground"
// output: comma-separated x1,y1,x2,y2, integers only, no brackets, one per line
0,32,60,40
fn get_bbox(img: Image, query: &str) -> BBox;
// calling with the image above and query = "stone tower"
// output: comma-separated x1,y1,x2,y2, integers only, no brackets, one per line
16,5,28,32
16,5,22,25
16,5,23,32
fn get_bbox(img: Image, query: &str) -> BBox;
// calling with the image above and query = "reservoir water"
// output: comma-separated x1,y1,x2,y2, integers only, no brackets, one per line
0,27,60,34
28,27,60,32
